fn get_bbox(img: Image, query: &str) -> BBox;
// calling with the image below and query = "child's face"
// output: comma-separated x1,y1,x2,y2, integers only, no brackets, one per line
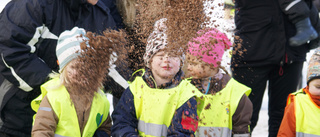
65,60,78,83
150,50,181,80
186,53,217,79
308,79,320,96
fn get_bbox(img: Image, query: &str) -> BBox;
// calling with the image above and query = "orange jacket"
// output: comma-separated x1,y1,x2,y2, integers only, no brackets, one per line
277,87,320,137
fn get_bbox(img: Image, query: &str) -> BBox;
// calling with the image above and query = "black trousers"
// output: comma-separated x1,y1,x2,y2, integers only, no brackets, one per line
232,61,303,137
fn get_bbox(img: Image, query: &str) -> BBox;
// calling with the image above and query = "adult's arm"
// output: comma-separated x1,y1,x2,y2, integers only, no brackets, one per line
0,0,53,92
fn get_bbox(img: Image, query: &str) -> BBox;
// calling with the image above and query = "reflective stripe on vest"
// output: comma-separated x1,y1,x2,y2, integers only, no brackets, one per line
196,78,251,137
197,127,232,137
296,132,320,137
294,89,320,137
54,134,67,137
33,77,110,137
138,120,167,136
130,76,198,137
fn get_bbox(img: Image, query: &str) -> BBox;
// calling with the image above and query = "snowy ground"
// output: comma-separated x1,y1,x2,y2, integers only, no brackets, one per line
251,92,269,137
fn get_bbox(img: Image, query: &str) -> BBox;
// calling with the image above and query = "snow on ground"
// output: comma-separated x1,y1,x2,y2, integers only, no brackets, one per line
252,92,269,137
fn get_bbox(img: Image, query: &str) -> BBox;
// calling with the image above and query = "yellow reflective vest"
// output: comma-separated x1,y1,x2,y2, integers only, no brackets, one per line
31,77,110,137
195,78,251,137
129,76,199,137
287,90,320,137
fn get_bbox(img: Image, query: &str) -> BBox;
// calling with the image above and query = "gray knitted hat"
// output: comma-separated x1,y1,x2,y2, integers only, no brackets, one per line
56,27,88,72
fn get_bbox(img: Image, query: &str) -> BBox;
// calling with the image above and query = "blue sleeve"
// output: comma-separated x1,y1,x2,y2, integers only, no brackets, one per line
0,0,52,91
167,97,198,136
111,88,139,137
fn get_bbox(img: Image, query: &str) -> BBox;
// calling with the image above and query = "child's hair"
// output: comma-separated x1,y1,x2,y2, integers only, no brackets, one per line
116,0,167,29
116,0,136,28
187,28,231,68
307,48,320,84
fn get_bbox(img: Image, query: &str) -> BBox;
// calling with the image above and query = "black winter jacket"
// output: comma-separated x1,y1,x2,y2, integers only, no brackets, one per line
0,0,122,136
231,0,320,67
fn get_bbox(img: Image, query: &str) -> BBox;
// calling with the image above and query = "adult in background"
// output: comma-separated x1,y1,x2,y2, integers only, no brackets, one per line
231,0,320,137
0,0,124,136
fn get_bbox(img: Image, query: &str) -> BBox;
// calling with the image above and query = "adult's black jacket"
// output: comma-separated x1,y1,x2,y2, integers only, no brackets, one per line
0,0,125,136
232,0,320,67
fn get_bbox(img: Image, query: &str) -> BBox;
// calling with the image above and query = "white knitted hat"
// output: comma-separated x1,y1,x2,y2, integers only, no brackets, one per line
143,18,186,68
56,27,88,72
143,18,168,68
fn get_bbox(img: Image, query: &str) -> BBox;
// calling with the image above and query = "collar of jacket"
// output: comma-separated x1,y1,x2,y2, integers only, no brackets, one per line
95,0,111,15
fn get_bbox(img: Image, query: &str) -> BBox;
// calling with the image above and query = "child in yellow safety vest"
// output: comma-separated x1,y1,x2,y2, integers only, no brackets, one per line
186,28,253,137
111,18,199,136
31,27,126,137
278,48,320,137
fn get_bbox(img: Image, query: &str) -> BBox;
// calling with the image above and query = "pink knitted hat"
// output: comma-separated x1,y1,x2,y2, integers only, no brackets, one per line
187,28,231,67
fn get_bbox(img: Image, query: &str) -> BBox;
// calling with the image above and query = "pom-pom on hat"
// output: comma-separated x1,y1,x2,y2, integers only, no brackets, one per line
307,48,320,84
56,27,88,72
143,18,168,68
187,28,231,67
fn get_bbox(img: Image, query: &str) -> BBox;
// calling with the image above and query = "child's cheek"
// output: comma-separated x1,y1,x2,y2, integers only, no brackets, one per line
310,90,320,96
